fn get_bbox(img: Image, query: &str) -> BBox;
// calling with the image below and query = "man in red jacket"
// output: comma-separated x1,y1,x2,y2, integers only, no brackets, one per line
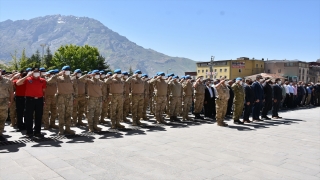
17,67,46,138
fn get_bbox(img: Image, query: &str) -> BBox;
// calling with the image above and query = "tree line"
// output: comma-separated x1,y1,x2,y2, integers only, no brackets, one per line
4,44,111,72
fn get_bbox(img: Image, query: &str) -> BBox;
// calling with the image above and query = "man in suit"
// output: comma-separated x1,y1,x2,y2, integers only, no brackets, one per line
251,75,264,121
204,78,215,119
261,78,273,120
272,78,283,119
226,80,234,117
243,78,254,123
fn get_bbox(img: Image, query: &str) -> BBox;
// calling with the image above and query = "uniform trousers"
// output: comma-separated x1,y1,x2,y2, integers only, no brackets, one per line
25,97,43,135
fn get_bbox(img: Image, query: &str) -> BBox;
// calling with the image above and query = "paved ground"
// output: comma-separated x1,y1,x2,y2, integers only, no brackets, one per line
1,107,320,180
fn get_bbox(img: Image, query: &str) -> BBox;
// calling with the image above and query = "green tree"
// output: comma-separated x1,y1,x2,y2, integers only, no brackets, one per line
19,48,29,71
128,65,133,75
52,44,110,71
8,50,19,71
44,46,53,69
27,50,41,67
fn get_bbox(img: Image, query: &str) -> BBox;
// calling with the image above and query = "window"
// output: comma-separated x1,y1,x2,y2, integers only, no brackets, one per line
278,69,281,73
220,76,222,78
198,70,200,73
302,69,305,74
220,69,222,72
224,69,227,72
214,69,217,72
261,64,263,68
225,76,227,78
206,75,208,78
299,69,301,73
239,69,242,73
214,76,216,79
206,69,208,72
267,69,270,73
202,70,204,73
256,64,258,68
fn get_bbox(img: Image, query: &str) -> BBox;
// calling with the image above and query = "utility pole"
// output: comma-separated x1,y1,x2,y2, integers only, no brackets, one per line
40,44,46,66
210,56,215,79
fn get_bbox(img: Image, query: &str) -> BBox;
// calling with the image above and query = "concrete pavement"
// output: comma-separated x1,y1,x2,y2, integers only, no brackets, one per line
1,107,320,179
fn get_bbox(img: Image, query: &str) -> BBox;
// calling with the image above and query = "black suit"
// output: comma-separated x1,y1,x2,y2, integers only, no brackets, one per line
261,82,273,117
243,84,254,120
272,84,283,117
227,86,234,115
204,86,215,118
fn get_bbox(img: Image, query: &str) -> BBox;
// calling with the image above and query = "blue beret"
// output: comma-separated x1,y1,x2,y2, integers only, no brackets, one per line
134,70,142,74
26,68,32,72
39,67,46,72
99,70,105,74
122,71,129,75
88,71,91,74
173,75,179,79
46,70,55,74
107,72,113,75
1,69,6,73
168,73,174,77
92,70,100,74
157,72,165,76
114,69,121,74
186,75,192,79
141,74,148,78
74,69,81,73
62,66,70,71
236,77,242,81
181,76,186,79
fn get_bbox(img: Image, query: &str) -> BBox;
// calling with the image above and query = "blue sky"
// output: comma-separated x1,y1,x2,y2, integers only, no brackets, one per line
0,0,319,62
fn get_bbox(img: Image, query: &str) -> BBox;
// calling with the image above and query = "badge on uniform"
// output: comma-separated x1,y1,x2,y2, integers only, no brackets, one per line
28,80,33,84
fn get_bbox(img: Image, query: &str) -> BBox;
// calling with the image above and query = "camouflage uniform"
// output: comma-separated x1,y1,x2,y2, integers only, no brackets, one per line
182,80,193,120
9,98,16,127
215,83,230,126
100,83,110,124
142,80,150,120
72,77,86,126
231,83,245,121
168,79,183,120
150,77,168,124
43,78,58,129
47,74,78,135
149,82,155,115
0,76,13,136
193,81,205,118
122,78,130,122
105,76,125,129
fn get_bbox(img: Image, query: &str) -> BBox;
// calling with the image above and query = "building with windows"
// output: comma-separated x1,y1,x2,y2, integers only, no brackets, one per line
308,62,320,83
264,60,309,82
196,57,265,80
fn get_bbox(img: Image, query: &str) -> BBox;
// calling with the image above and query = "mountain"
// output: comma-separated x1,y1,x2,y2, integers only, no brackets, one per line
0,15,196,75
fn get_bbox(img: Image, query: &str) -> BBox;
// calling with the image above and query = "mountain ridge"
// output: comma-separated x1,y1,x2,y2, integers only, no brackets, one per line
0,15,196,75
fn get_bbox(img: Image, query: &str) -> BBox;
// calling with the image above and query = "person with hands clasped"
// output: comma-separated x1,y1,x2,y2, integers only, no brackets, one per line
16,67,46,138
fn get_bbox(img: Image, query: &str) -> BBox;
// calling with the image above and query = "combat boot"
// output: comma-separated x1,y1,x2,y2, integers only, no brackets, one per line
49,120,59,129
122,118,130,123
217,122,228,127
110,119,117,129
43,125,50,130
100,118,108,124
64,126,75,135
136,120,142,125
165,114,170,119
77,120,86,126
132,119,138,126
143,116,149,120
88,125,94,132
93,124,102,132
170,116,175,122
173,116,179,121
58,126,64,135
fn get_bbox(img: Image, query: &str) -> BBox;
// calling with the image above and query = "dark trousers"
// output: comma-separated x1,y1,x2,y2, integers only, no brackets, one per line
252,101,262,119
15,96,26,130
25,97,44,135
243,103,252,120
272,100,280,117
204,98,215,118
261,99,272,117
227,98,233,115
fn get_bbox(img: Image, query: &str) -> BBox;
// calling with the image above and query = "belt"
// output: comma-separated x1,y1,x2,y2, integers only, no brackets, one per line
132,93,144,95
26,96,43,99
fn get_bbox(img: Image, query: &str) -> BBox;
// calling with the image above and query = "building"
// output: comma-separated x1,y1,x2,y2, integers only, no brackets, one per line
308,62,320,83
264,60,309,82
196,57,265,80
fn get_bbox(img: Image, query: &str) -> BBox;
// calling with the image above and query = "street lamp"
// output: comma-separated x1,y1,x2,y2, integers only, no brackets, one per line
208,56,215,79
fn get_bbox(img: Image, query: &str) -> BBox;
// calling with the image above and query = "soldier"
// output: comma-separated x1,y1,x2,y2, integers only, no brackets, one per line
182,75,193,121
122,71,130,122
149,75,155,115
105,69,125,129
47,66,78,135
150,72,168,124
0,70,14,141
126,70,145,125
165,73,174,118
79,70,105,132
100,72,112,124
231,77,245,124
141,74,150,120
9,72,17,127
215,78,229,127
71,69,86,126
167,75,183,121
193,76,205,120
42,70,59,129
40,67,47,78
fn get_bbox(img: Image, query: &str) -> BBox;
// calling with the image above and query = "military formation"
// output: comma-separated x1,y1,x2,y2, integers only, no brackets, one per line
1,67,320,141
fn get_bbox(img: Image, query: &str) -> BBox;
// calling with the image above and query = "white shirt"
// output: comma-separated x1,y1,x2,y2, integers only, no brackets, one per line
288,85,294,94
211,85,218,98
285,85,289,94
206,85,213,98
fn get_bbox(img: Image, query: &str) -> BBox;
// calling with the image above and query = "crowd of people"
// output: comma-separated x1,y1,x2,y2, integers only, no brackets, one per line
0,66,319,141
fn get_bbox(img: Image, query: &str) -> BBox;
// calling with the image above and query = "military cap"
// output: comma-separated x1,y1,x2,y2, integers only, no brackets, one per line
99,70,105,74
236,77,242,81
122,71,129,75
107,72,113,75
114,69,121,74
134,70,142,74
88,71,91,74
74,69,81,73
168,73,175,77
32,67,40,71
1,69,6,73
46,70,55,74
173,75,179,79
53,69,59,74
141,74,148,78
92,70,100,74
26,68,32,72
186,75,192,79
39,67,46,72
62,66,71,71
157,72,165,76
